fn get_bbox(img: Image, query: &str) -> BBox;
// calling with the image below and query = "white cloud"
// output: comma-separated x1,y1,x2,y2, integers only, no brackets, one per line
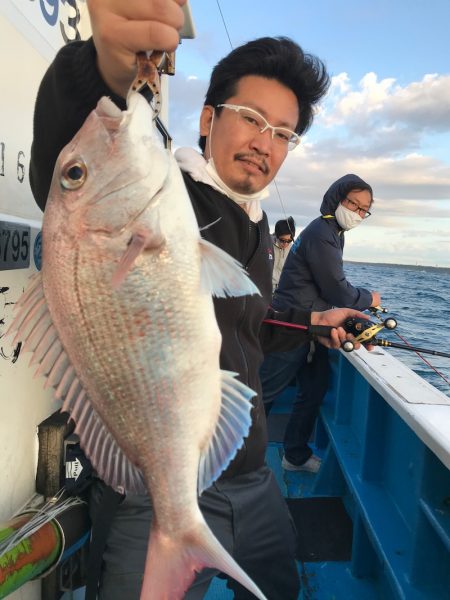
322,72,396,126
322,72,450,135
386,74,450,131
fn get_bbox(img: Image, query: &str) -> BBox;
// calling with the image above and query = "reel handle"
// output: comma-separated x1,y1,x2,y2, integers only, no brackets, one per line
309,324,356,353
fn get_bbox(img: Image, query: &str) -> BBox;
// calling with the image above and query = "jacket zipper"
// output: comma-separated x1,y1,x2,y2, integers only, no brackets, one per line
235,221,262,386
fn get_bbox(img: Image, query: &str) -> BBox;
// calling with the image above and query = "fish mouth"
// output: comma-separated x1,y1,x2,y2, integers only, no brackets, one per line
96,96,123,119
235,154,269,175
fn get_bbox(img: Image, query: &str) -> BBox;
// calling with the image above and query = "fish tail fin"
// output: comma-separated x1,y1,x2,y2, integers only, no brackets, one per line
140,518,267,600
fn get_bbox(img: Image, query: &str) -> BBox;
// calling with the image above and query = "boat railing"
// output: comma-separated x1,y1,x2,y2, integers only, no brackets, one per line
312,346,450,599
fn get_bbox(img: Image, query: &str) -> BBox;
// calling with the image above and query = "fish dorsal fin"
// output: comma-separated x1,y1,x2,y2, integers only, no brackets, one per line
198,371,256,495
9,272,146,495
199,238,260,298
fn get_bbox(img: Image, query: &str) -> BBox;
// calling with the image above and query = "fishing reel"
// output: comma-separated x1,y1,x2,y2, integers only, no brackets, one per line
340,306,450,360
341,306,397,352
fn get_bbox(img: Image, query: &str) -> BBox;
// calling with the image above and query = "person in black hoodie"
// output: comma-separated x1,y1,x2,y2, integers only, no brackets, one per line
261,174,381,474
29,2,368,598
271,217,296,292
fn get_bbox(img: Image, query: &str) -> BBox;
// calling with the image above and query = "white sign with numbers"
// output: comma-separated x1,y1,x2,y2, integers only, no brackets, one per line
0,2,90,222
1,0,90,60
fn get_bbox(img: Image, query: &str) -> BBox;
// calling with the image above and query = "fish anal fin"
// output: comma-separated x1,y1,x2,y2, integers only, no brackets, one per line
198,371,256,495
9,272,145,496
199,238,260,298
73,402,146,495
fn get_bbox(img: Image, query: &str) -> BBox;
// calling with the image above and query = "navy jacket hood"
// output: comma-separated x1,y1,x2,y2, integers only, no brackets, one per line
320,174,373,216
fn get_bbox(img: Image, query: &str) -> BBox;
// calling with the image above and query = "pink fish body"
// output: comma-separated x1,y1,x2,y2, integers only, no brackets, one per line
10,93,267,600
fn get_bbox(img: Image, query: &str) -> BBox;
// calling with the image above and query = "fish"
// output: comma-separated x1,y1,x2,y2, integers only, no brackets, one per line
9,91,268,600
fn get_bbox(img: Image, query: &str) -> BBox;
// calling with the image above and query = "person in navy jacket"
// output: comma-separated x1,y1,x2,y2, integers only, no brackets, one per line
261,174,381,472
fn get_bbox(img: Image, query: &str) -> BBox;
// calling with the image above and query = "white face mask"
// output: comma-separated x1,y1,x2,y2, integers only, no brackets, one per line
335,203,363,230
205,158,269,204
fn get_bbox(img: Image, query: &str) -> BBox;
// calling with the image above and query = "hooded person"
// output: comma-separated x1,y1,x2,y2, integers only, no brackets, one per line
260,174,381,473
271,216,296,292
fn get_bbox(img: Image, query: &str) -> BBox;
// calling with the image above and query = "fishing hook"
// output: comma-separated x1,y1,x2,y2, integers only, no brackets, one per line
128,51,172,118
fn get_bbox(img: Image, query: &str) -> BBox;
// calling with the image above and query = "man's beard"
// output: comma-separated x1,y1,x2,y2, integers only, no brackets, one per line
232,177,258,194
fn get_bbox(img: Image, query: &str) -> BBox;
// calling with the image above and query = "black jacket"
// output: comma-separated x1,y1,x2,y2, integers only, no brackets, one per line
273,174,373,312
30,38,312,478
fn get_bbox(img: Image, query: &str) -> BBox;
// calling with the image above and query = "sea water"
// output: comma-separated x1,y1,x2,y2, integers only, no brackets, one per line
345,261,450,397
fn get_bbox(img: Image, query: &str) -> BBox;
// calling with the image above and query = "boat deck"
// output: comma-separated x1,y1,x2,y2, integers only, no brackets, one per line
205,345,450,600
205,387,379,600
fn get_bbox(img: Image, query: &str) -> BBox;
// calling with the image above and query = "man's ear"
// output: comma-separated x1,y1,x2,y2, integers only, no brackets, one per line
200,105,214,136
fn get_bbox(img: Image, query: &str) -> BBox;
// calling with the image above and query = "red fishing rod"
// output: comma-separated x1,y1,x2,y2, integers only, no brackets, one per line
261,318,356,352
263,310,450,363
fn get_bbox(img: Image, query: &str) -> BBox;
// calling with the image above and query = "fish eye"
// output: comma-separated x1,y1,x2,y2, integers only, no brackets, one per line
61,159,87,190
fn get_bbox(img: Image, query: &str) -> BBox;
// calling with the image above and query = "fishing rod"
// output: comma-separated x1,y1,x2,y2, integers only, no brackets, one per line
343,312,450,358
262,317,361,353
342,306,449,355
371,338,450,358
263,309,450,359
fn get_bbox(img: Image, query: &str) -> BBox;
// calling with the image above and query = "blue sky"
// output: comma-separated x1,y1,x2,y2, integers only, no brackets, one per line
169,0,450,267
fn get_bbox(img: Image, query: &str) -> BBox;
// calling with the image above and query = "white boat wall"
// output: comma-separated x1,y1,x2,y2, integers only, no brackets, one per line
0,3,90,599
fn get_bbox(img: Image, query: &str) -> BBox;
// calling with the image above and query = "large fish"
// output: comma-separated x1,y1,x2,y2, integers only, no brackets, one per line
10,92,268,600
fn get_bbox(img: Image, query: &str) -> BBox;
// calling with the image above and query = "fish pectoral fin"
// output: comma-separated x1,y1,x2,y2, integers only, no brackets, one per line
112,227,165,289
199,238,260,298
198,371,256,495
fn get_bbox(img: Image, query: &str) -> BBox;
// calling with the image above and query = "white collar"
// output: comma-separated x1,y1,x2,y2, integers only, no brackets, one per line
174,147,268,223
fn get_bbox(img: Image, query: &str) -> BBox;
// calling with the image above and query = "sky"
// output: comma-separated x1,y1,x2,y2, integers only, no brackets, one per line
168,0,450,267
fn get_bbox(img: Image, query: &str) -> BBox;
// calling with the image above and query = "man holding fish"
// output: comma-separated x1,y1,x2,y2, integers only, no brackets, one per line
28,1,368,598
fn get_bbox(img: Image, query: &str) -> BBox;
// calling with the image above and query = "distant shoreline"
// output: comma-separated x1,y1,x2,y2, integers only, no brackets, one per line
345,260,450,274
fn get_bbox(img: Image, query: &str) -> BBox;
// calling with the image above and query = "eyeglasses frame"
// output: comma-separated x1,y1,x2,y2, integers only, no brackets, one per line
343,196,371,219
216,103,301,151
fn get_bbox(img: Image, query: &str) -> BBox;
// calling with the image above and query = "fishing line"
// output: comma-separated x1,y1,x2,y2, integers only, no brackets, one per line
369,309,450,388
215,0,234,49
215,0,290,226
273,179,289,222
392,328,450,387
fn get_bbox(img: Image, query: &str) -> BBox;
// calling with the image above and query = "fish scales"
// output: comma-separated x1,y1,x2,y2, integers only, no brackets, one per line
47,216,219,491
10,92,268,600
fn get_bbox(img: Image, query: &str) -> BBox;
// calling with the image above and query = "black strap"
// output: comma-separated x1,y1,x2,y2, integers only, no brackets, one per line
84,485,123,600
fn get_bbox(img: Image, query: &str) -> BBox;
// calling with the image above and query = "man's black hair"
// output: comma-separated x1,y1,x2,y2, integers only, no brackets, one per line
199,36,330,152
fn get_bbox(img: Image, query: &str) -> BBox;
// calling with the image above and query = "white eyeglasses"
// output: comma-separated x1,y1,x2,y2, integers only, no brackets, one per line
216,104,300,151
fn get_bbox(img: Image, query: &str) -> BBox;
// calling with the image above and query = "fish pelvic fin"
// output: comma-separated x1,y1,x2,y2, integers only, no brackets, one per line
141,517,268,600
198,371,256,495
199,238,260,298
112,227,165,289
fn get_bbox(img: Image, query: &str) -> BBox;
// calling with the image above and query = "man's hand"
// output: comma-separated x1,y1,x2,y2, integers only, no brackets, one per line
311,308,370,350
87,0,187,97
370,291,381,307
